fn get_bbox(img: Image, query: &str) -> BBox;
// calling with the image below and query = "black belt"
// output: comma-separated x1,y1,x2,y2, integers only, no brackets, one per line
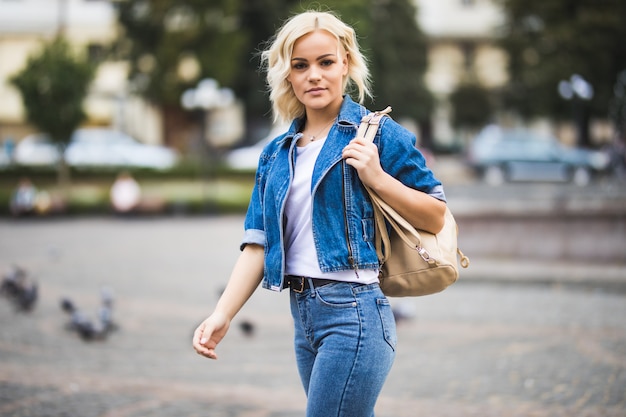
284,276,336,293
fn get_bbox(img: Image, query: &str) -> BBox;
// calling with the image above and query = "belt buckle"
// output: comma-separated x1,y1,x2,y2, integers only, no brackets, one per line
291,276,305,293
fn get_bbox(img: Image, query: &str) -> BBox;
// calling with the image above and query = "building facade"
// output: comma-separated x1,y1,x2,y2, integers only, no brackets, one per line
0,0,161,146
415,0,508,146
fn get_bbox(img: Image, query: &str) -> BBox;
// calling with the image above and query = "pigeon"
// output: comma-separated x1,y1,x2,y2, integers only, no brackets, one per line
239,319,256,337
0,265,38,312
98,287,116,332
59,288,117,341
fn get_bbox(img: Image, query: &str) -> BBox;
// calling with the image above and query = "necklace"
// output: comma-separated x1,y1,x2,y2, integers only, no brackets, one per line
305,117,336,141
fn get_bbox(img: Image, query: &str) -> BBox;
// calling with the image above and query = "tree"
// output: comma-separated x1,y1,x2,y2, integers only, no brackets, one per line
10,37,95,186
231,0,296,138
113,0,248,148
366,0,434,138
450,83,493,130
11,38,94,147
287,0,434,145
497,0,626,147
114,0,434,146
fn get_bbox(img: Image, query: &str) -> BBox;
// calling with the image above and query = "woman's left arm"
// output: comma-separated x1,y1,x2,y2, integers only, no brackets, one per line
343,138,446,234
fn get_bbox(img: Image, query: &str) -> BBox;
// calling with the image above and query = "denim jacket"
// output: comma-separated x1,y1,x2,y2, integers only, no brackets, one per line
241,96,445,292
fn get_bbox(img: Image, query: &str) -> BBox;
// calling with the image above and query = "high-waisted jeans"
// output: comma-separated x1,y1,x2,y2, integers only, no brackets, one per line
289,281,397,417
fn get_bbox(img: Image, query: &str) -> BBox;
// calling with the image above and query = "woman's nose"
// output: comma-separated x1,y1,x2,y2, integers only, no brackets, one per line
308,66,321,81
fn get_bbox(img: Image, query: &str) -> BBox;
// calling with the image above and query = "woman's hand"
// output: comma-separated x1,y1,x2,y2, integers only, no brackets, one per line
193,311,231,360
191,244,265,360
342,137,385,189
343,137,446,234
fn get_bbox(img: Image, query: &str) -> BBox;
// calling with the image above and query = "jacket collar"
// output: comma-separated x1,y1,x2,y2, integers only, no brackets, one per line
337,95,369,128
284,95,367,139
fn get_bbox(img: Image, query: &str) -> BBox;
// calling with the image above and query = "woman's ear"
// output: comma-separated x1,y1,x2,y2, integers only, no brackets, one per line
342,53,350,77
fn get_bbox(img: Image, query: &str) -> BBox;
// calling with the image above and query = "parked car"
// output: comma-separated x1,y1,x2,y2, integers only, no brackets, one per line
12,129,178,170
65,128,178,170
13,134,61,166
467,125,610,186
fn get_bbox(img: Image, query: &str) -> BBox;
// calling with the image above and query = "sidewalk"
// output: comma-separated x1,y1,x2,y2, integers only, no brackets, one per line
1,217,625,417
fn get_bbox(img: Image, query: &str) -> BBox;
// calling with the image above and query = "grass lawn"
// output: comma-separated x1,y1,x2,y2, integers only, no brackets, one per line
0,176,255,216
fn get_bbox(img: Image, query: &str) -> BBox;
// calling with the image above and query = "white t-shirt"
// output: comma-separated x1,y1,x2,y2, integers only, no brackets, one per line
284,138,378,284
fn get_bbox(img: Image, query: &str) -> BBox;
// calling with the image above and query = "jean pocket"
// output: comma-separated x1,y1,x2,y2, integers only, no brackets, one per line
315,284,358,308
376,298,397,350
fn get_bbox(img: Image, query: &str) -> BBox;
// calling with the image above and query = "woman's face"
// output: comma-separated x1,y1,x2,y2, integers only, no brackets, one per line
287,30,348,114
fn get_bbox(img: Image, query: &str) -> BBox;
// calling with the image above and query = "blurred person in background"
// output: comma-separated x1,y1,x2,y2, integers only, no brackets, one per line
10,177,37,216
193,10,446,416
110,171,141,214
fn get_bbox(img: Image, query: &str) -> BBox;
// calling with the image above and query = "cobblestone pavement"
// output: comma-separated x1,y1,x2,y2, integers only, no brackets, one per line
1,217,625,417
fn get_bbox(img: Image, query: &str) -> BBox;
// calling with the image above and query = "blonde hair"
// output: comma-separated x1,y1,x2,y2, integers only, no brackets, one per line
261,11,371,123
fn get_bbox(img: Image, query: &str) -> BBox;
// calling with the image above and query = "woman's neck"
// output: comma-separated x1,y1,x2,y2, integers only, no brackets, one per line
305,115,336,131
304,103,341,130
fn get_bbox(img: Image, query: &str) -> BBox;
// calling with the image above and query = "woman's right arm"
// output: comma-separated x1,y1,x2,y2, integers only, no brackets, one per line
192,243,264,360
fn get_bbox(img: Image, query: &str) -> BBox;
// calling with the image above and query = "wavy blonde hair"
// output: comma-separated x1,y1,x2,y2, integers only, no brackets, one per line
261,11,371,123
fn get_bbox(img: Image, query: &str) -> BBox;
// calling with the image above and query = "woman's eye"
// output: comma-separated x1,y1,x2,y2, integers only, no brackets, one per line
292,62,307,70
321,59,334,67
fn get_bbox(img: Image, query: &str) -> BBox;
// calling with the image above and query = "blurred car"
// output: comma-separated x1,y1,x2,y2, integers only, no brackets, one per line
65,128,179,170
13,134,61,166
467,125,610,186
224,124,290,171
12,129,178,170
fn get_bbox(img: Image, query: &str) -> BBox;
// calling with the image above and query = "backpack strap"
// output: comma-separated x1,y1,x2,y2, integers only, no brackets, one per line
355,106,392,143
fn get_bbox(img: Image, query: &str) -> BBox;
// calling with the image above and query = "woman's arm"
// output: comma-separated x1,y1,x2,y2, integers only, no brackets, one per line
192,244,264,360
343,138,446,234
366,171,446,234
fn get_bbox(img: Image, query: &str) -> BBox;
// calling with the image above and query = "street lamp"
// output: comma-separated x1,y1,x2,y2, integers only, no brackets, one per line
558,74,594,101
181,78,235,213
181,78,235,145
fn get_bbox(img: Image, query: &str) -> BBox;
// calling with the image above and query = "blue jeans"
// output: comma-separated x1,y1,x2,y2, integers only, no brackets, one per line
289,281,397,417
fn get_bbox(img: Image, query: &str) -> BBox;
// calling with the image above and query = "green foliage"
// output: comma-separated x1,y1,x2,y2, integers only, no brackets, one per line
114,0,432,127
114,0,248,106
231,0,294,121
365,0,433,122
10,38,95,145
450,84,492,129
497,0,626,122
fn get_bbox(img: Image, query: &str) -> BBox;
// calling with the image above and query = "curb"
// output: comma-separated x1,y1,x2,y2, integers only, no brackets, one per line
458,256,626,291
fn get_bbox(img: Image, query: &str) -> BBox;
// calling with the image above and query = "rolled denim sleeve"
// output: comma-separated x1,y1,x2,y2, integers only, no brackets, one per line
428,184,446,202
240,228,265,251
240,171,267,250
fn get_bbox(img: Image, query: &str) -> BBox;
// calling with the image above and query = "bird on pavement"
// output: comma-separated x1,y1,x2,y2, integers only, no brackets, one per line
60,288,117,341
0,265,38,312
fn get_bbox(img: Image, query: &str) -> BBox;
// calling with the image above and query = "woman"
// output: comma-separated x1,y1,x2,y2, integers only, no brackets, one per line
192,10,447,416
